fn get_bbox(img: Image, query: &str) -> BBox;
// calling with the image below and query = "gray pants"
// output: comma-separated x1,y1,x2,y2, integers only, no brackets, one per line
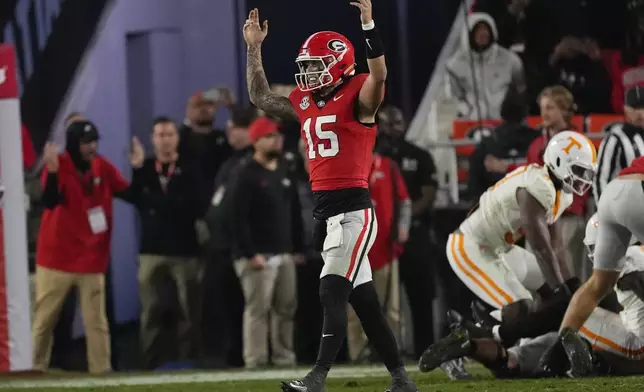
595,179,644,272
507,332,558,376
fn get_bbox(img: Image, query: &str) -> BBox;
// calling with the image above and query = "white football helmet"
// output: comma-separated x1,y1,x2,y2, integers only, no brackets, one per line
583,212,636,263
583,213,599,262
542,130,597,196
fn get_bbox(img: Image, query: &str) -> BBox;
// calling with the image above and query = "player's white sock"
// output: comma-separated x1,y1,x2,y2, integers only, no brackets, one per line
492,325,502,342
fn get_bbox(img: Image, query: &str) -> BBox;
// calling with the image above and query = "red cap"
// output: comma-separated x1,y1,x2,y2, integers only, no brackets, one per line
249,117,279,142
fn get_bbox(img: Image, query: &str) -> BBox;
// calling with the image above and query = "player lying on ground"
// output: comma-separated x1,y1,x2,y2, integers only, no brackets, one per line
420,327,644,378
243,2,417,392
422,213,644,377
540,157,644,376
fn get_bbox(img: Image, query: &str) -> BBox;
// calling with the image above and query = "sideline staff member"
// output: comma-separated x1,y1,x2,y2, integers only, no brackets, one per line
229,117,304,369
376,106,438,359
134,117,204,369
32,120,143,374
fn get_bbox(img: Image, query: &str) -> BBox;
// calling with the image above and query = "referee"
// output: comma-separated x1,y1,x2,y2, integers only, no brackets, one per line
594,85,644,202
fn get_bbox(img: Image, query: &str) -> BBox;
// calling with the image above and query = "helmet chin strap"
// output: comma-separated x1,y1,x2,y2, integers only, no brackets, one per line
546,166,564,190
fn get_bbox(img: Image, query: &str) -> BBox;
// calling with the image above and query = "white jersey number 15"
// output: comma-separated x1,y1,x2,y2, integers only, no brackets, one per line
303,115,340,159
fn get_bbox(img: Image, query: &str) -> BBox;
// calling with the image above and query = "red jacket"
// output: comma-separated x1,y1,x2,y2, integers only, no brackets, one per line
368,155,410,270
21,124,36,169
36,153,129,273
525,135,586,216
602,49,644,113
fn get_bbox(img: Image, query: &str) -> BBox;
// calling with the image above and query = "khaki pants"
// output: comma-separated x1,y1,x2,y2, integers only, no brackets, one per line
32,266,110,374
347,261,400,361
138,255,202,368
234,255,297,368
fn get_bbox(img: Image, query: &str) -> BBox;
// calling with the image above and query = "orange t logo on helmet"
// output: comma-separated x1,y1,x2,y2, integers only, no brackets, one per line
562,136,582,155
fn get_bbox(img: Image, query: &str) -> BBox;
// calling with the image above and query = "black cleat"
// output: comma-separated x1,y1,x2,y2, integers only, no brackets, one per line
446,309,464,326
419,325,471,373
471,300,500,328
280,371,327,392
385,379,419,392
560,329,594,378
440,357,473,380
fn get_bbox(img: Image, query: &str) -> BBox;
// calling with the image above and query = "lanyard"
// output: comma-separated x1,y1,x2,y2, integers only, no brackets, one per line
155,160,176,192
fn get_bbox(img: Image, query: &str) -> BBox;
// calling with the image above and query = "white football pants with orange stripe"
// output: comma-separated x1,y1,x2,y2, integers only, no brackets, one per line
579,307,644,360
321,208,377,288
446,232,545,309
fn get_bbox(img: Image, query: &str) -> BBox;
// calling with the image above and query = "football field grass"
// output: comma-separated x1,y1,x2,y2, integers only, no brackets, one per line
1,363,644,391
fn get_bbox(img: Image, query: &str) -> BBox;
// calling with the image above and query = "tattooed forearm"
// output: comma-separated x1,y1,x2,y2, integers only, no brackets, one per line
246,44,299,122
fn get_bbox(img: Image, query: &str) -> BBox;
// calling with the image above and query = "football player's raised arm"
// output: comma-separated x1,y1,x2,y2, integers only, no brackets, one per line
516,188,563,288
243,9,298,122
351,0,387,120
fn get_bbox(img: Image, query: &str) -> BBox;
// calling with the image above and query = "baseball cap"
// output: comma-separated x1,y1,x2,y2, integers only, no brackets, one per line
625,85,644,109
249,117,279,143
66,120,100,143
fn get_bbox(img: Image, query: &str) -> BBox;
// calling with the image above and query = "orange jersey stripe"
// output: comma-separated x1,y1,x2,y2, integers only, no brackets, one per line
579,326,644,357
449,235,505,308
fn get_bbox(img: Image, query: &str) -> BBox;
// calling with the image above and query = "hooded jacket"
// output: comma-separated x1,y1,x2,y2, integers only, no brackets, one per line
446,12,526,120
37,121,133,273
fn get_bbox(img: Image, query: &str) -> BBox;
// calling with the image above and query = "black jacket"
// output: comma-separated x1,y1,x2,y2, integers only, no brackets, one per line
229,158,304,259
204,147,253,251
468,121,540,201
133,156,203,257
177,124,233,203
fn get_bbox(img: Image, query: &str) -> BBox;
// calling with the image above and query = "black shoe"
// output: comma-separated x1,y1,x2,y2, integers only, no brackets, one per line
447,309,464,326
560,329,594,378
440,357,473,380
419,325,471,373
281,371,327,392
471,300,500,328
385,379,418,392
447,309,492,338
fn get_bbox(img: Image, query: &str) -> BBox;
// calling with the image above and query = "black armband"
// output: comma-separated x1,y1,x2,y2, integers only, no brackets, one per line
363,21,384,59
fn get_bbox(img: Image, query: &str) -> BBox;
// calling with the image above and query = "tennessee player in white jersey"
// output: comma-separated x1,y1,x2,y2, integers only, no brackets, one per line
447,131,597,319
579,213,644,359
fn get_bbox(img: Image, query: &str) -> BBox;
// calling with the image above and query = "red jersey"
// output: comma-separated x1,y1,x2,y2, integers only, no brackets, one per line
36,153,129,274
619,156,644,176
369,155,409,270
289,74,377,191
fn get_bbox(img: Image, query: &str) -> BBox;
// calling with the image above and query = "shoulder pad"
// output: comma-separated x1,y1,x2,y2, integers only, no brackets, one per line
522,167,557,211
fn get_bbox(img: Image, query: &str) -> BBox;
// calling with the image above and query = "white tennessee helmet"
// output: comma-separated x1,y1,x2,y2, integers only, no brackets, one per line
583,212,637,263
583,213,599,263
542,130,597,196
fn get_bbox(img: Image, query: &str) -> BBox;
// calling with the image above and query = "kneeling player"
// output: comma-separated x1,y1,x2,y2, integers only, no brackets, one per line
447,131,597,325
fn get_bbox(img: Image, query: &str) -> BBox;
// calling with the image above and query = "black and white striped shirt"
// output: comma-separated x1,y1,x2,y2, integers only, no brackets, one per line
594,122,644,202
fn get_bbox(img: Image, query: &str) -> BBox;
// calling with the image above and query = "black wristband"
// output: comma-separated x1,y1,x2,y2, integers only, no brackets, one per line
364,26,385,59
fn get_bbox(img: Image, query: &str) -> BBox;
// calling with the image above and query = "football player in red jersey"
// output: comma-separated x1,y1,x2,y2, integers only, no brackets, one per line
244,2,417,392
